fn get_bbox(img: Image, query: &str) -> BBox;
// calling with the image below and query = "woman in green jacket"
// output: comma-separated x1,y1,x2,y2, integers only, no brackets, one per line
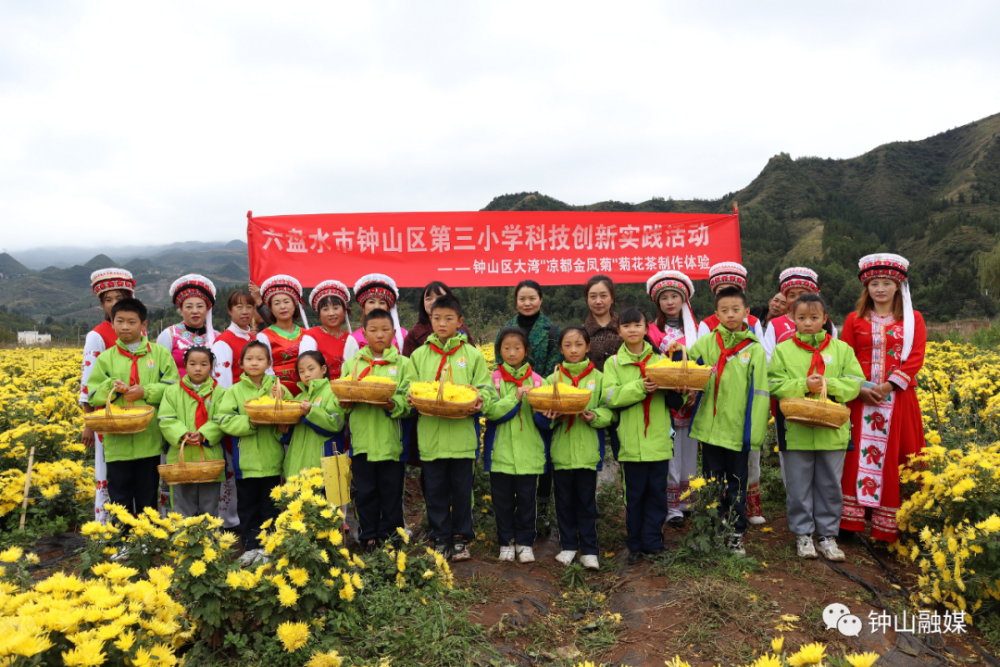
541,326,616,571
216,341,292,565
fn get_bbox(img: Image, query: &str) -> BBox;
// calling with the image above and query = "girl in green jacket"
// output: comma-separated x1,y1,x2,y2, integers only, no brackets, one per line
483,327,549,564
159,346,226,518
542,326,616,571
279,351,346,479
768,294,864,562
216,340,292,565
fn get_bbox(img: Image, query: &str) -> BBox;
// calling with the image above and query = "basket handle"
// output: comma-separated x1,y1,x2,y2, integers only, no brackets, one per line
353,356,360,382
553,372,561,400
680,345,689,371
105,390,113,419
436,364,450,404
179,438,186,466
818,377,829,403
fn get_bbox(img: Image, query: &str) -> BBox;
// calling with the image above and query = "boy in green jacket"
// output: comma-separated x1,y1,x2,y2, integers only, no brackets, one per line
337,309,415,550
88,298,178,522
158,346,226,518
408,294,495,561
280,351,346,479
688,287,770,555
768,294,864,561
604,308,683,564
216,340,292,565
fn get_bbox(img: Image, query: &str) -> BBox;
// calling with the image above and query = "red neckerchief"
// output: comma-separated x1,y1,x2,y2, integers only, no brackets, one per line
713,330,754,415
115,342,151,387
429,340,465,380
792,333,832,376
499,364,534,427
627,353,654,436
559,362,595,433
179,379,218,430
357,357,389,380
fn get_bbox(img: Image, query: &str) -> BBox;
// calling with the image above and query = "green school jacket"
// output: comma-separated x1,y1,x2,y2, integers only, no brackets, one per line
215,374,292,479
688,324,770,452
282,378,347,478
158,377,226,481
342,346,415,463
87,337,179,463
768,332,865,451
543,360,616,471
482,362,547,475
603,342,674,463
408,332,496,461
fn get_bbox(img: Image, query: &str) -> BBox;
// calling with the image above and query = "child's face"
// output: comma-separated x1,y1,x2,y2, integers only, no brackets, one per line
364,317,395,354
320,301,345,330
658,290,684,318
560,331,590,364
500,335,526,368
431,307,463,340
269,294,296,323
363,298,389,315
229,299,255,328
113,311,146,344
242,347,269,378
101,290,126,318
715,296,748,333
794,302,828,335
298,356,327,383
185,352,213,385
618,318,647,346
423,289,446,317
784,287,810,312
181,297,209,328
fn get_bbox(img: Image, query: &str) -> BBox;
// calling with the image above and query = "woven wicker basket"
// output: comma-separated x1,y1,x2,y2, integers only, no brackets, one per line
646,347,712,391
244,399,303,425
84,399,154,435
409,364,478,419
527,382,591,415
780,379,850,430
330,359,398,404
158,440,226,485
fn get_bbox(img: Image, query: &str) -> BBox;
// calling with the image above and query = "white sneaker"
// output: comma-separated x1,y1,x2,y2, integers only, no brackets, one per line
729,535,746,556
796,535,818,559
254,550,270,566
238,549,258,567
816,536,846,562
498,546,515,562
747,515,767,526
110,546,130,562
515,545,535,563
555,550,577,565
580,555,600,570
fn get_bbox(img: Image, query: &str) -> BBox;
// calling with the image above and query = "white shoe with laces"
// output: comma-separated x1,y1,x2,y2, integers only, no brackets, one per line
555,550,577,565
498,546,515,562
515,545,535,563
796,535,818,559
238,549,258,567
580,555,600,570
110,546,130,562
816,536,846,562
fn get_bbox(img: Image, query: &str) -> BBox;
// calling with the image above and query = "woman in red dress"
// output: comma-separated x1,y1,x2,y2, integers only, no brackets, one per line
840,253,926,543
256,274,310,396
300,279,359,380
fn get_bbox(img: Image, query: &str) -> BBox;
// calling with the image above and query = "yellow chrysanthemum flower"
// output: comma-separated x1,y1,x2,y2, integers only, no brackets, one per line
276,621,310,652
787,642,826,666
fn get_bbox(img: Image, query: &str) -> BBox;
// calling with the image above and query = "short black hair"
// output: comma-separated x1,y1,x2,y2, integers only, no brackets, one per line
618,307,647,327
559,325,590,346
227,289,255,311
714,286,748,307
793,293,834,334
317,295,349,313
111,298,147,322
183,345,215,367
430,294,463,318
497,326,529,351
363,308,393,329
514,280,542,301
240,340,271,364
297,350,330,379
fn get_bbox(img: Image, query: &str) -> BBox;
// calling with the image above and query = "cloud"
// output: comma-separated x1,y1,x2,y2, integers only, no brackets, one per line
1,0,998,250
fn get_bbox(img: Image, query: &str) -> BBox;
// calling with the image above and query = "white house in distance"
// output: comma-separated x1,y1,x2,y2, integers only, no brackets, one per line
18,331,51,345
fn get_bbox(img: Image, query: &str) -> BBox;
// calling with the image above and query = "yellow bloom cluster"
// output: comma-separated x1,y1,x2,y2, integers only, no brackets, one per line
409,382,478,403
0,460,92,517
246,396,282,406
337,376,396,384
530,385,591,395
647,358,708,369
656,641,878,667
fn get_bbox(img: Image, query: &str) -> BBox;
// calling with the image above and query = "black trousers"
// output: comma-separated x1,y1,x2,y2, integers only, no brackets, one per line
105,455,160,523
353,454,406,544
701,444,750,536
235,476,281,551
422,458,475,542
622,459,670,553
490,472,537,546
536,469,553,503
553,468,599,555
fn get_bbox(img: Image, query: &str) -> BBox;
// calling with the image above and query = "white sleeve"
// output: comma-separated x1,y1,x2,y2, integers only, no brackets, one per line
256,333,275,376
342,336,360,367
211,340,234,388
696,321,709,341
80,331,106,404
762,322,777,363
300,335,318,353
831,321,839,340
156,328,173,350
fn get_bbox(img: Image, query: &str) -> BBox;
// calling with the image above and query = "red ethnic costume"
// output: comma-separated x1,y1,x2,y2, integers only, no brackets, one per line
155,274,220,377
80,268,136,524
300,279,359,380
645,271,699,520
840,254,926,542
350,273,408,351
256,274,310,396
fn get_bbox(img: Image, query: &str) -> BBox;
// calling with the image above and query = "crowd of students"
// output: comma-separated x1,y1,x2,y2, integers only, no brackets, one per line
78,254,926,569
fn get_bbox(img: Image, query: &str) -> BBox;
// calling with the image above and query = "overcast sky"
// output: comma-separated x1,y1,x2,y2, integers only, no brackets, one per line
2,1,999,251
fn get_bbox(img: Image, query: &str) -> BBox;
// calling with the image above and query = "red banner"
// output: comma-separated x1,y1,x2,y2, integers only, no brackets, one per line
247,211,741,288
